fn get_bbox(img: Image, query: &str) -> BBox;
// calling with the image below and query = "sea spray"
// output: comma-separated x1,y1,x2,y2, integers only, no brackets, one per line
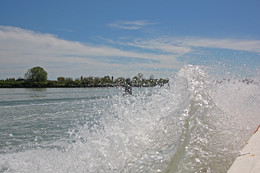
0,65,260,173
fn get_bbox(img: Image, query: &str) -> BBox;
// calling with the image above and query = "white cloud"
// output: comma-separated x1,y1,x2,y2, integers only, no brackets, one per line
129,37,260,54
100,36,260,57
126,39,192,55
108,20,155,30
184,37,260,53
0,26,179,79
1,25,260,79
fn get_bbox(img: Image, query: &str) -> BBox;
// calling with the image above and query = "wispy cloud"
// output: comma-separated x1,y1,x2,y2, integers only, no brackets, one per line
59,28,74,33
125,39,192,55
127,37,260,54
183,38,260,53
108,20,155,30
1,25,260,79
0,26,178,79
99,36,260,57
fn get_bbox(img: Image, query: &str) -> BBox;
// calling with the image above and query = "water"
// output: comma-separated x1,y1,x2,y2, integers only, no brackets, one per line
0,65,260,173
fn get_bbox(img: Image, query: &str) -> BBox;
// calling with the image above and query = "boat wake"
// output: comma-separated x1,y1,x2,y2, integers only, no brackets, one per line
1,65,260,173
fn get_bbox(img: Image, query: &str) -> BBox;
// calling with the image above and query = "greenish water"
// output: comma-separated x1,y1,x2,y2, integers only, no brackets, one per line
0,88,120,153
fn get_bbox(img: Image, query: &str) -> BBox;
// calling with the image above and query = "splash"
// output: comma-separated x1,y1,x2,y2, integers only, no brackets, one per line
0,65,259,173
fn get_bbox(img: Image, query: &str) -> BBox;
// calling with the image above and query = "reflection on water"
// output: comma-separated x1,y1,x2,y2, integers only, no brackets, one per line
26,88,47,98
25,88,47,92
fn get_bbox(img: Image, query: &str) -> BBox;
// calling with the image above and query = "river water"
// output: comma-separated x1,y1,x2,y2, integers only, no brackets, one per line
1,65,260,173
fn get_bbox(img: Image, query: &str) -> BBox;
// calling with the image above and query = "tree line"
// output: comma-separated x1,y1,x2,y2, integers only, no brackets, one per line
0,66,169,88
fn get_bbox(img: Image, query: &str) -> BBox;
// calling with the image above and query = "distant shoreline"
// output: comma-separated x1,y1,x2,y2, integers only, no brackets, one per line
0,83,167,88
1,77,169,88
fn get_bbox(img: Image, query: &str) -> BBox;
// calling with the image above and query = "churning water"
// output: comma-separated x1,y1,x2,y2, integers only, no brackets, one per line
0,65,260,173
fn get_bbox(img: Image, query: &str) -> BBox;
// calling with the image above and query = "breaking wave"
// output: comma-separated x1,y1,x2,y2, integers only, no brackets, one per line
1,65,259,173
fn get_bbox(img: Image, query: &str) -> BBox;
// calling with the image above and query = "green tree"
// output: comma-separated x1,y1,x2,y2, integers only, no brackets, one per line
57,77,65,83
64,77,73,86
25,66,48,82
101,76,112,84
114,77,125,86
93,77,101,85
132,73,144,87
82,77,94,86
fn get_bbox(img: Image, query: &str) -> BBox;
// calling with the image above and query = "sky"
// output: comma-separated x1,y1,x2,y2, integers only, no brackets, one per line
0,0,260,80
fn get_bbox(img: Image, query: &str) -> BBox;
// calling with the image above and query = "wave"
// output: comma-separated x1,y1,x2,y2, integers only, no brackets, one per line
0,65,259,173
0,95,107,109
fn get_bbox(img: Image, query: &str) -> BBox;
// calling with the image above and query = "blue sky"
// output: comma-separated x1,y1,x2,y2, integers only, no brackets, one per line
0,0,260,79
